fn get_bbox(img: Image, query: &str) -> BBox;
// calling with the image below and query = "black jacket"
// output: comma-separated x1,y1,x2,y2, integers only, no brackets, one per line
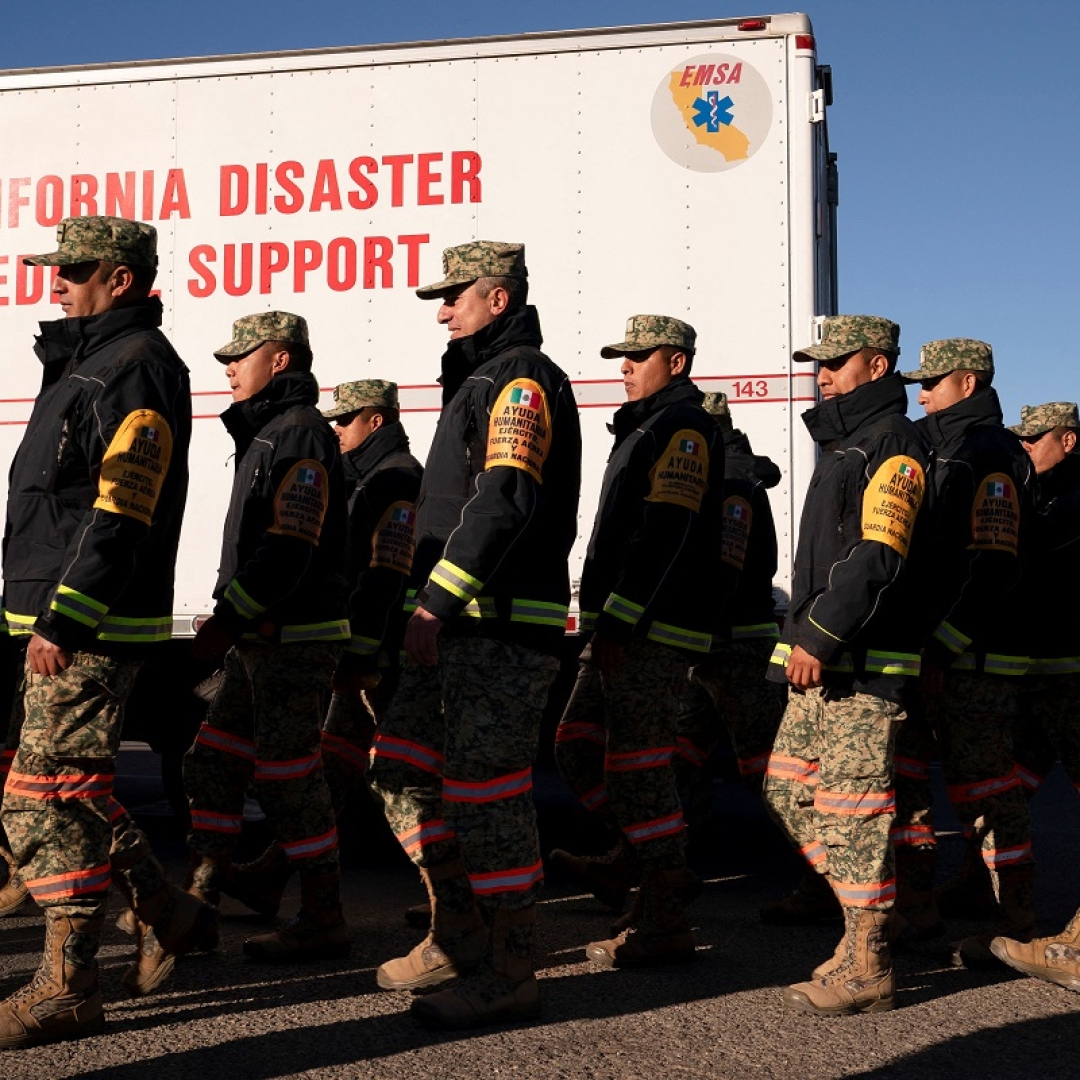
413,305,581,656
716,427,781,639
769,375,929,700
580,377,724,655
339,421,423,670
1026,453,1080,668
212,372,349,644
914,387,1034,675
3,298,190,654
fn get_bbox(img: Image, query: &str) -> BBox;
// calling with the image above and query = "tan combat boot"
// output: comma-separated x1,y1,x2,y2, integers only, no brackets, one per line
377,859,487,990
185,851,231,909
0,912,105,1050
608,867,702,936
894,846,944,945
220,842,293,917
952,862,1038,969
784,907,895,1016
0,845,32,919
586,866,697,967
990,907,1080,993
122,887,220,997
243,865,350,962
760,868,842,925
548,840,639,910
411,905,540,1030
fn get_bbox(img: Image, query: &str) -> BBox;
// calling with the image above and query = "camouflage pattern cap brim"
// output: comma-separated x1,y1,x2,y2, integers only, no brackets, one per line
898,338,994,383
23,215,158,268
416,241,527,298
323,379,399,418
600,314,697,358
793,315,900,363
1008,401,1080,437
214,311,310,363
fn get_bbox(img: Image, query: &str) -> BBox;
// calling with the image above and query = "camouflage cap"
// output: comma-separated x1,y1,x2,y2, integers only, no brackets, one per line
1008,402,1080,438
23,215,158,268
701,391,733,431
898,339,994,382
793,315,900,363
416,241,527,299
323,379,399,419
214,311,309,362
600,315,697,359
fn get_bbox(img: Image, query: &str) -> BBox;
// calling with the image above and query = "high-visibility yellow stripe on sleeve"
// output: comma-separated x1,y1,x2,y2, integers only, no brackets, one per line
96,615,172,642
51,585,109,629
646,621,711,653
429,560,484,603
933,620,971,655
510,599,569,628
224,579,267,621
603,593,645,628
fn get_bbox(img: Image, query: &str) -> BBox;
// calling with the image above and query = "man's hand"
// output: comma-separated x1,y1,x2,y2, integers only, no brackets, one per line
332,667,382,697
192,615,237,663
27,634,71,677
786,644,823,691
591,632,627,675
405,607,443,667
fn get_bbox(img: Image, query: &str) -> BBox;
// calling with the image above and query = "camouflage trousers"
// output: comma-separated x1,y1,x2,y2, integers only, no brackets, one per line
1,651,164,919
894,670,1033,875
319,671,397,816
554,639,689,870
764,685,903,911
185,642,341,873
1014,673,1080,797
687,638,787,800
367,635,558,910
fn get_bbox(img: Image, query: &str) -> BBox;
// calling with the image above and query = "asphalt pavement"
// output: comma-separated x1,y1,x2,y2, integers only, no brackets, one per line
2,745,1079,1080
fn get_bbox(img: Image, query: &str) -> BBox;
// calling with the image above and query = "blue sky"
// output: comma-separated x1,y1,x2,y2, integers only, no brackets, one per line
3,0,1077,422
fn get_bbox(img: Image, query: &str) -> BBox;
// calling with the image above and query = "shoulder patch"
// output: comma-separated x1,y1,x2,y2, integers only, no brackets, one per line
268,459,329,544
860,454,925,557
721,496,753,570
93,410,173,525
646,428,709,512
371,500,417,573
970,472,1020,553
485,378,551,482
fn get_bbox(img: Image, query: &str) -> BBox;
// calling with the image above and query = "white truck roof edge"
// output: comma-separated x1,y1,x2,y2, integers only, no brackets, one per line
0,13,815,85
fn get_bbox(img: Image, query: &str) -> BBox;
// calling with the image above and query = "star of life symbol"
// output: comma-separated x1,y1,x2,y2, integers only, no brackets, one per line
692,91,735,133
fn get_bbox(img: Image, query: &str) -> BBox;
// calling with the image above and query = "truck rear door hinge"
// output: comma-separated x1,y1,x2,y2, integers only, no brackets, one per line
809,89,826,124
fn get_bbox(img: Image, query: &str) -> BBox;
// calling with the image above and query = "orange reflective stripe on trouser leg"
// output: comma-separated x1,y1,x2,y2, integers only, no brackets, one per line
280,827,339,862
442,767,533,804
4,770,113,801
468,859,544,897
832,878,897,908
396,819,457,858
814,788,897,816
25,863,112,902
371,733,445,775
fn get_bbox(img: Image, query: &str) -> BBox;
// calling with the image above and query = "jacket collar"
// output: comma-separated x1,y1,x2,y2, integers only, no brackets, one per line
919,386,1004,449
725,427,782,488
1037,451,1080,502
439,305,544,403
610,377,704,442
221,371,320,451
33,297,165,368
342,420,411,482
802,375,909,445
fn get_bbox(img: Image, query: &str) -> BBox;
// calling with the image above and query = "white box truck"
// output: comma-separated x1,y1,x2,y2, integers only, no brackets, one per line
0,13,836,790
